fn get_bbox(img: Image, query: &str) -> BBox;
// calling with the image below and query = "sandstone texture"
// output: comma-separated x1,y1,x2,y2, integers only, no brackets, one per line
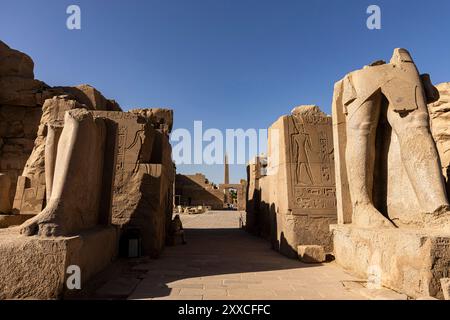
0,226,118,299
246,105,337,258
297,245,326,263
332,225,450,299
440,278,450,300
92,110,175,257
175,173,225,209
0,173,11,213
245,155,265,235
0,213,33,228
331,48,450,299
175,172,246,211
0,41,49,207
332,48,448,228
0,41,122,213
428,82,450,194
0,41,175,299
129,108,173,135
20,109,106,237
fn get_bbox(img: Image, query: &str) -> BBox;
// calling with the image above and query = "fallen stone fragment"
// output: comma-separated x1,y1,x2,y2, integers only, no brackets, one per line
297,245,325,263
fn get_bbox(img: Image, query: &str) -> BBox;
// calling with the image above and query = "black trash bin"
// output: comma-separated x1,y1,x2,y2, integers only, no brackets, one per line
120,228,142,258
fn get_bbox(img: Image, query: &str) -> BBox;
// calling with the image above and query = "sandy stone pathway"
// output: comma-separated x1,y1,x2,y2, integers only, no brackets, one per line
121,211,404,300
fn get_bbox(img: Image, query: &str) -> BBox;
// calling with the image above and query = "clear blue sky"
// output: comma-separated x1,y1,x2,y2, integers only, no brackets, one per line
1,0,450,184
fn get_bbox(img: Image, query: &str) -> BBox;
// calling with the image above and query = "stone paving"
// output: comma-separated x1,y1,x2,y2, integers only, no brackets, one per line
125,211,391,300
79,210,407,300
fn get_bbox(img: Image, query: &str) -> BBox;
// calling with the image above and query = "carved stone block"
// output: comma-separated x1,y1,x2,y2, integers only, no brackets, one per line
248,105,337,258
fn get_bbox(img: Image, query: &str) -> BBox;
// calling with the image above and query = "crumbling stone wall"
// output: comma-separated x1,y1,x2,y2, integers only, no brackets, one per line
0,41,121,212
0,41,51,206
175,173,225,209
0,106,41,204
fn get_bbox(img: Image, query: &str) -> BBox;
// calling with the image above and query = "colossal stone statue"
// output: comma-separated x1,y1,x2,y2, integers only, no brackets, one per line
20,109,106,236
334,48,449,229
332,48,450,299
44,121,63,204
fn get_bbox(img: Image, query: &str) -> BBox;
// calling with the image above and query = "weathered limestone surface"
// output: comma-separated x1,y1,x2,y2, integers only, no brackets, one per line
0,41,176,299
428,82,450,194
331,48,450,299
14,91,121,216
0,41,49,207
129,108,173,135
0,41,121,214
236,180,247,210
246,105,337,258
0,213,33,228
175,173,246,211
332,48,448,228
60,84,121,112
332,225,450,299
13,97,84,215
245,156,264,234
0,41,49,107
0,226,118,299
92,110,175,257
175,173,225,209
0,106,175,298
441,278,450,300
20,109,106,237
297,245,326,263
0,104,118,299
0,173,11,213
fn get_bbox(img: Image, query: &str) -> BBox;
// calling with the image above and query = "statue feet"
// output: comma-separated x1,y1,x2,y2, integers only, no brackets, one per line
352,204,395,228
20,203,68,237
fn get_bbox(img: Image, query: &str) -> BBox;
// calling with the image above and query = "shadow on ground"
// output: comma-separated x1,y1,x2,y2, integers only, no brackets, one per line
69,225,321,300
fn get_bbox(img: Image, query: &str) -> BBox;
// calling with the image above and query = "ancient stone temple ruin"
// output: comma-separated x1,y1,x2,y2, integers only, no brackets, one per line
0,41,175,298
175,173,225,209
331,48,450,299
175,157,247,211
246,105,337,259
2,38,450,301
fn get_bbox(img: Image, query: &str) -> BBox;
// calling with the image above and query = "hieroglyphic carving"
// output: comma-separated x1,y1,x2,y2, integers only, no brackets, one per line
13,175,46,214
291,120,314,185
92,111,153,196
294,186,336,210
289,106,336,215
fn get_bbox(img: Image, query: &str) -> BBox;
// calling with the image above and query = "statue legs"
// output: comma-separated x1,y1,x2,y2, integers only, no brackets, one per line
44,122,63,204
20,109,105,236
345,92,395,228
387,92,450,228
346,87,449,229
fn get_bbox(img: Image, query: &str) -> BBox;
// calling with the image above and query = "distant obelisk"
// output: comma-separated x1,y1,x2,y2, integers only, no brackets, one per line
224,153,229,184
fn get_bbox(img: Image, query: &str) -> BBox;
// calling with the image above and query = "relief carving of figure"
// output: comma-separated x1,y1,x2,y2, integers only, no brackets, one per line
291,119,314,185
